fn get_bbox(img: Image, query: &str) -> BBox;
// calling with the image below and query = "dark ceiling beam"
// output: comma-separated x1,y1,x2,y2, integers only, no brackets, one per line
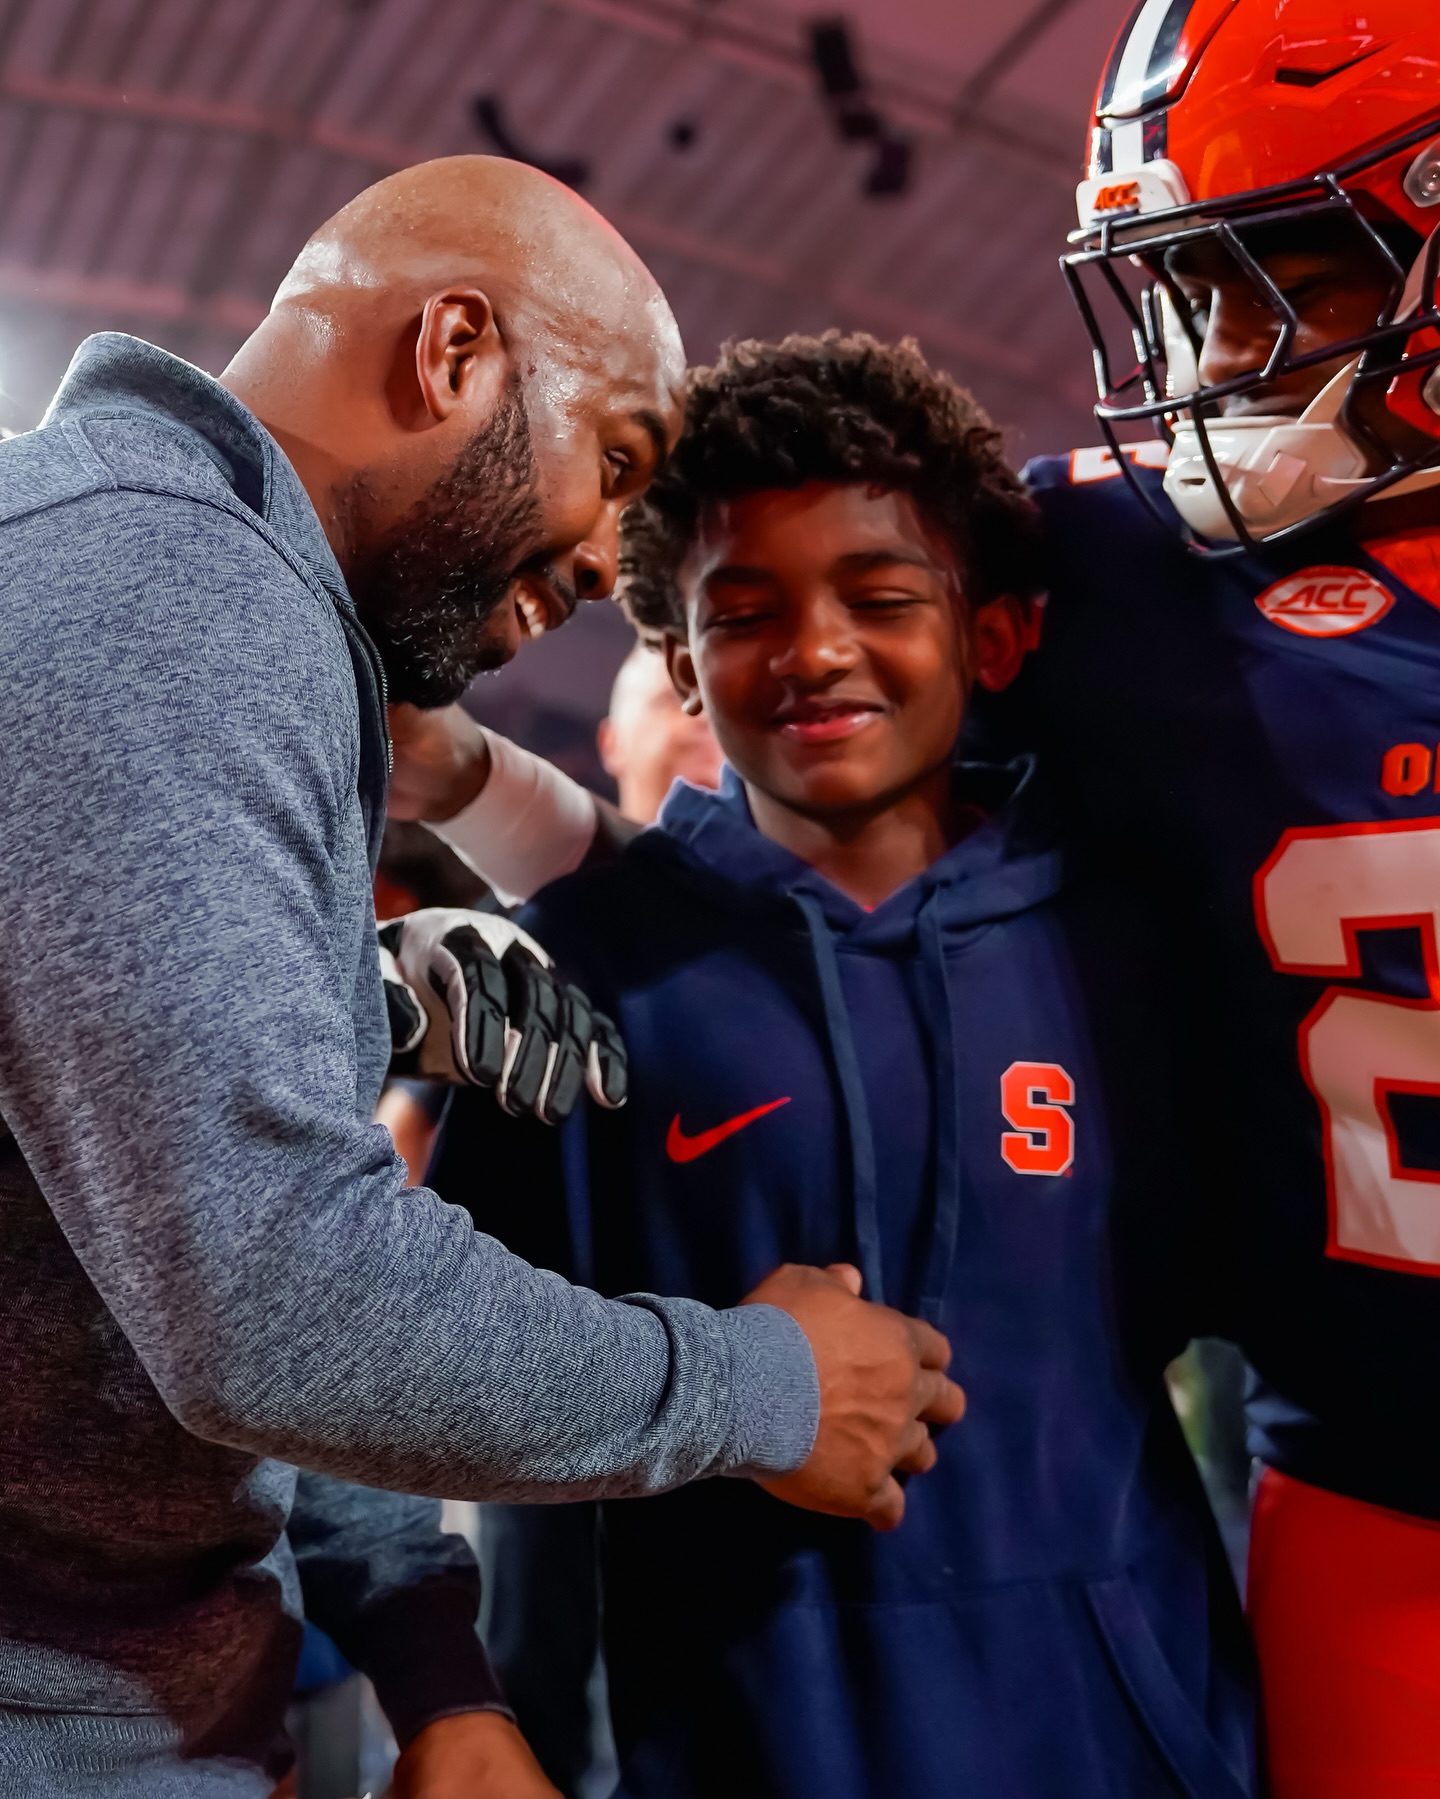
0,257,265,330
184,7,376,303
0,67,1092,408
952,0,1088,129
529,0,1077,174
0,68,382,157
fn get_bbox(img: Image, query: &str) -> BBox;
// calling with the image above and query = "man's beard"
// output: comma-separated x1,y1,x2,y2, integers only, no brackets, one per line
346,380,544,708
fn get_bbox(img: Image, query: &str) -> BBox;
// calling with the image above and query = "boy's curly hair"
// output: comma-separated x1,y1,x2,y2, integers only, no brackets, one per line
619,330,1044,639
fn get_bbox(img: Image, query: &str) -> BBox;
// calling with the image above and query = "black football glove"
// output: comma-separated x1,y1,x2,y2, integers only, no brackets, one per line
378,908,626,1124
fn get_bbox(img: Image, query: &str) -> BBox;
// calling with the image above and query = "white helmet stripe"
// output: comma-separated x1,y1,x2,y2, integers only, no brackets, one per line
1110,115,1145,174
1104,0,1197,170
1097,0,1149,115
1138,0,1196,109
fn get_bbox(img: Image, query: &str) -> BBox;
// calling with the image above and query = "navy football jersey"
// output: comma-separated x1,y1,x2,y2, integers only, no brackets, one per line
989,447,1440,1519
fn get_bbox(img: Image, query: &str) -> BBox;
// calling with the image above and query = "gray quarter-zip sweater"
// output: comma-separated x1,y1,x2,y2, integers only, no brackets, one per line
0,335,818,1795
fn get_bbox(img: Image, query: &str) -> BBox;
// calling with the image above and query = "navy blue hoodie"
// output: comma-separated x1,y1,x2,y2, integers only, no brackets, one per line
431,757,1257,1799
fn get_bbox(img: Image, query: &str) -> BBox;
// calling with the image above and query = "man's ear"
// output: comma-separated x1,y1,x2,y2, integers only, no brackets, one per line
409,289,509,427
663,632,703,714
972,593,1031,694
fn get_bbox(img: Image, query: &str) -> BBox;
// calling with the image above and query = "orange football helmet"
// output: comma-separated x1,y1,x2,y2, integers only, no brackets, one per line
1064,0,1440,550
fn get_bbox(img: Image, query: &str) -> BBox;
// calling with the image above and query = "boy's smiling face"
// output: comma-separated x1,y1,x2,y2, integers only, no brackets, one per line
666,482,1022,829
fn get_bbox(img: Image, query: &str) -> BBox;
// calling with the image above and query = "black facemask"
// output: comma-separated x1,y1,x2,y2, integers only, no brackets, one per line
347,378,542,708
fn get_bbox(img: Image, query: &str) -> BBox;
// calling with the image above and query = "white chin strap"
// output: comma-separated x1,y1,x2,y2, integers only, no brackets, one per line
1164,354,1440,542
1164,359,1373,539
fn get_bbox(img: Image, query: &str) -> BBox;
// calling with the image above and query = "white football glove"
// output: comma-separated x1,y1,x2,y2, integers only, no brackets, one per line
378,908,626,1124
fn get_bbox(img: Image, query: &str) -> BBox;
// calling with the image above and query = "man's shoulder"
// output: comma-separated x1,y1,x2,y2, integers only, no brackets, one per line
2,396,228,504
0,410,315,588
1,421,250,554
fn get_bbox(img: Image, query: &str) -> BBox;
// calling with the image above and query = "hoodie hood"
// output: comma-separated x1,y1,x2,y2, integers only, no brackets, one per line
41,333,350,602
35,334,391,855
657,753,1066,943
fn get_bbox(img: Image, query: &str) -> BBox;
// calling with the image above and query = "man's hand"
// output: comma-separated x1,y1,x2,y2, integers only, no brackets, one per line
386,1712,561,1799
379,909,626,1121
388,702,492,823
744,1263,965,1532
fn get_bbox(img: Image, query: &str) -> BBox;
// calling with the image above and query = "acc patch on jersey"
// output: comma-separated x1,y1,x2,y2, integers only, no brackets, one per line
1255,567,1395,639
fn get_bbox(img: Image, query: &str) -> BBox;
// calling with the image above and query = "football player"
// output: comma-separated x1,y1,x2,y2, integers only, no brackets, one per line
1003,3,1440,1793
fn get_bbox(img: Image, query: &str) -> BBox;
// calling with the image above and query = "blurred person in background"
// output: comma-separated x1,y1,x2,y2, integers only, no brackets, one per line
597,637,725,825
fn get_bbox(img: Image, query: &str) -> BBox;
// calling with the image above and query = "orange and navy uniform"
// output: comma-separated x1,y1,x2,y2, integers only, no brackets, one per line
985,447,1440,1794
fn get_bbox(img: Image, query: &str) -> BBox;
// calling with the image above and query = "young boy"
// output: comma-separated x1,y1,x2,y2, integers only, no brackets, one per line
429,333,1255,1799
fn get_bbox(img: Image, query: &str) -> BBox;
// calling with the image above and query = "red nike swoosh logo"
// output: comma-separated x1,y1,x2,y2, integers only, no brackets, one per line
666,1097,791,1164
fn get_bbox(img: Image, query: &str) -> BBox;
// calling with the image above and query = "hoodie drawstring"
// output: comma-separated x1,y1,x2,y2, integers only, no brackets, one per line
916,892,963,1328
793,893,885,1308
793,888,963,1327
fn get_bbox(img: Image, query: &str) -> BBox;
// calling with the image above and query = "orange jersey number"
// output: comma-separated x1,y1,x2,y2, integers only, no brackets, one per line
1000,1061,1076,1176
1256,819,1440,1275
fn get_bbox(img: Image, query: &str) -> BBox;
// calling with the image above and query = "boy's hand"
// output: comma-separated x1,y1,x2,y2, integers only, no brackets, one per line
386,1712,561,1799
743,1263,965,1532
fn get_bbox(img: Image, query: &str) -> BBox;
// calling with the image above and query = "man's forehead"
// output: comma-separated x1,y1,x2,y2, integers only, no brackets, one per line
550,260,681,394
594,317,684,426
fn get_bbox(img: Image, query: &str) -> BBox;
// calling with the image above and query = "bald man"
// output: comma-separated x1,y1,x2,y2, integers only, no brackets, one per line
599,639,725,824
0,158,962,1797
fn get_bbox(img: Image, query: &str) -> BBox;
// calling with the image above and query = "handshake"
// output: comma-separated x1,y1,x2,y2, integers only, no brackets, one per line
378,908,965,1533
